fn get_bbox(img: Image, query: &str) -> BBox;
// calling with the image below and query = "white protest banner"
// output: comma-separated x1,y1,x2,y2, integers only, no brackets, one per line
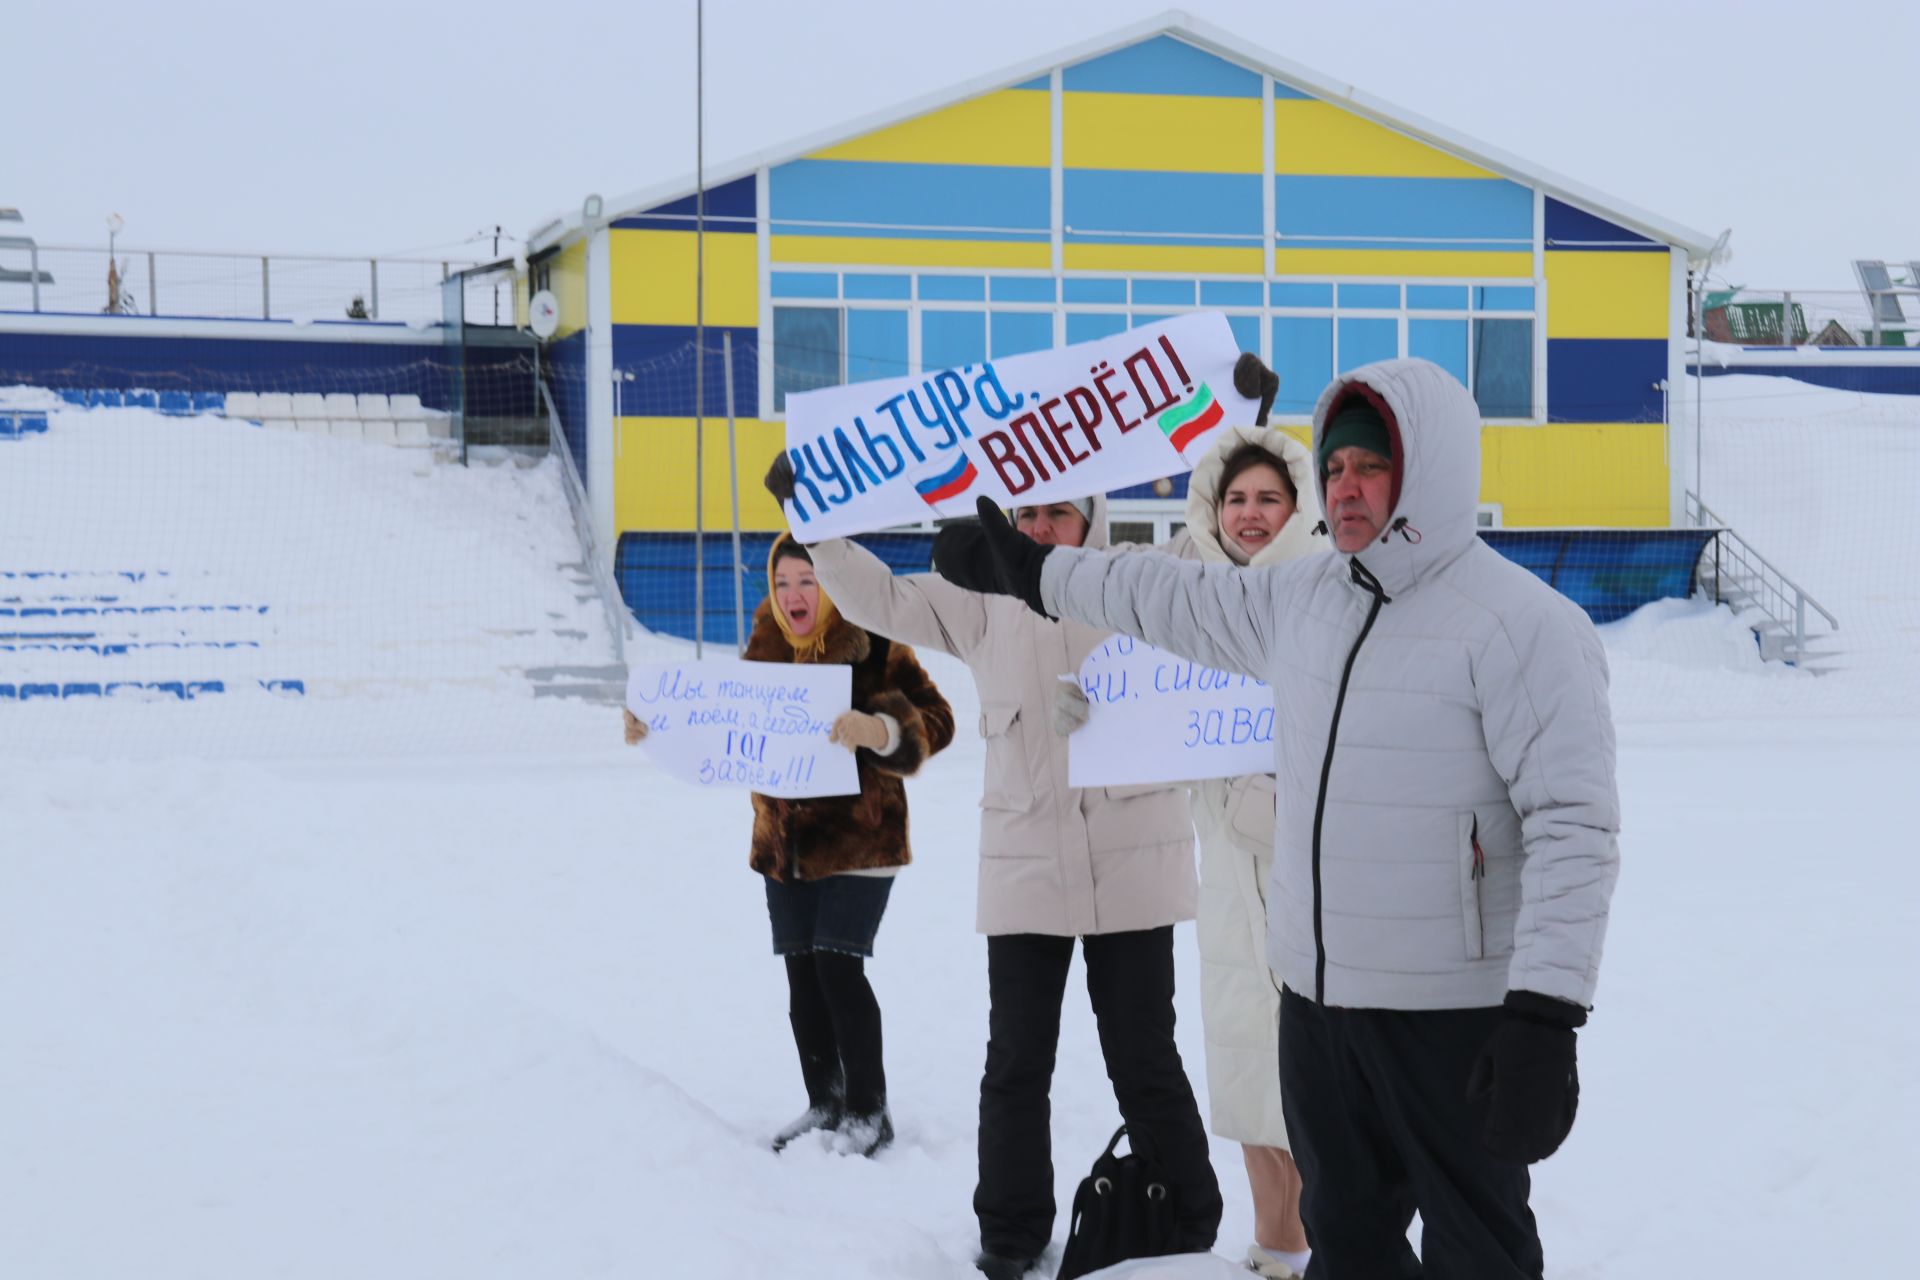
780,312,1254,540
625,658,858,799
1067,634,1274,788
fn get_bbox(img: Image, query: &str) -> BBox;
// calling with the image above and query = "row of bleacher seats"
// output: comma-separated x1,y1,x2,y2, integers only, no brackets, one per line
223,392,452,446
35,387,452,447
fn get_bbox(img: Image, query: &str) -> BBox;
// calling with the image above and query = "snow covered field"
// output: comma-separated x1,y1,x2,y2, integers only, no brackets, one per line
2,376,1915,1278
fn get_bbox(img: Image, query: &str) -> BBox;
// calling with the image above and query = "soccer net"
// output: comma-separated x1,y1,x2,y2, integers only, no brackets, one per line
0,344,622,759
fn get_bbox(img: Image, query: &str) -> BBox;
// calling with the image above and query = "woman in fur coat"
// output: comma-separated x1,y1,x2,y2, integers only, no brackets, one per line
623,533,954,1157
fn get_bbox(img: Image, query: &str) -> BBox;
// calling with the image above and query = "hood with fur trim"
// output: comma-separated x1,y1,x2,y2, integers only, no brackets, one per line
1181,425,1324,568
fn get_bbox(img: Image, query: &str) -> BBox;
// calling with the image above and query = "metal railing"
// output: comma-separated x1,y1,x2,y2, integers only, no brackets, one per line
539,375,633,664
1686,491,1839,664
0,243,515,326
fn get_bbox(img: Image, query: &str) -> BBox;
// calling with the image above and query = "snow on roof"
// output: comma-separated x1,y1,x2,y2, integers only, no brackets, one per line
529,10,1715,258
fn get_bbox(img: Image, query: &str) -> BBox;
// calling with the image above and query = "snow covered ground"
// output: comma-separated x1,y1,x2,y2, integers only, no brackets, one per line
2,376,1915,1278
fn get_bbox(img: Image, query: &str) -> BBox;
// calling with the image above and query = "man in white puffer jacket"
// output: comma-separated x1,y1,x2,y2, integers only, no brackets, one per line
931,357,1621,1280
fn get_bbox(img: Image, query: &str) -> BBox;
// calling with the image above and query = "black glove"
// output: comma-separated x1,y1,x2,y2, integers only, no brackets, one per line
1233,352,1280,427
1467,991,1584,1164
764,451,796,503
931,496,1054,618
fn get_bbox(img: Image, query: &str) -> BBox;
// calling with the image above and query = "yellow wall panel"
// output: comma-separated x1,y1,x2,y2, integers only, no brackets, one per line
616,416,791,532
810,90,1050,168
610,229,758,328
1275,100,1496,178
1065,241,1264,274
549,241,588,340
1544,251,1670,340
1272,247,1533,278
770,234,1051,269
1481,422,1669,527
1064,92,1263,173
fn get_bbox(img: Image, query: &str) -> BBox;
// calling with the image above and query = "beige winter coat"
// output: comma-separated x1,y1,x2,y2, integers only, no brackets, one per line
1167,428,1325,1148
808,494,1197,937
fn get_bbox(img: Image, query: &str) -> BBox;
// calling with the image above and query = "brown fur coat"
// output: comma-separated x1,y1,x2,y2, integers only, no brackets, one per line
743,598,954,882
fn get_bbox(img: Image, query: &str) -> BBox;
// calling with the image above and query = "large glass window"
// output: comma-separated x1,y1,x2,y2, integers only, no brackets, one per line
1473,319,1533,418
847,309,908,384
1338,317,1398,373
1409,319,1469,386
1272,317,1333,415
1067,311,1128,344
991,311,1053,359
923,310,986,371
773,307,840,411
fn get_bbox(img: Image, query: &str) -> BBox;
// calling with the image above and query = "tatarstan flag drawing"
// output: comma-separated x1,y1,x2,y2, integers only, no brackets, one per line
1157,382,1224,453
914,453,978,505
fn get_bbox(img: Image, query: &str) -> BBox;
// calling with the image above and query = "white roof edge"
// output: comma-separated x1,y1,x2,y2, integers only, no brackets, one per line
531,8,1716,259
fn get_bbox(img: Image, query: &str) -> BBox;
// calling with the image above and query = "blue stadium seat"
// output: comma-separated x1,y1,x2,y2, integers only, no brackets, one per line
158,391,193,415
123,389,159,410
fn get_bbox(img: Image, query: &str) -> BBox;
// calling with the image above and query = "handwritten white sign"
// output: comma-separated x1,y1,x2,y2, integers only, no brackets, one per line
1067,635,1274,788
781,312,1253,540
625,659,859,799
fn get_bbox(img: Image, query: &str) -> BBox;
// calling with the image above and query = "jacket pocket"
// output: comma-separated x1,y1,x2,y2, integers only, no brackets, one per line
1458,811,1486,961
1222,773,1278,857
978,703,1034,813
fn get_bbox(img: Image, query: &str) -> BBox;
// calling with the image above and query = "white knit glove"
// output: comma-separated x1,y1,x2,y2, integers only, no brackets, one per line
1051,680,1091,737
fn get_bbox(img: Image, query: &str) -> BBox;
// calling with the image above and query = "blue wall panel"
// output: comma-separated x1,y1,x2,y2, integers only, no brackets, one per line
612,324,759,418
770,160,1049,241
1064,35,1262,97
1275,175,1533,248
1064,170,1263,240
1543,197,1659,251
1547,338,1666,422
614,175,757,232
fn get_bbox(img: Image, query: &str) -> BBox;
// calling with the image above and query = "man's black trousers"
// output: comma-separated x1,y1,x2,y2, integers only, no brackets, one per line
1278,987,1545,1280
974,927,1222,1259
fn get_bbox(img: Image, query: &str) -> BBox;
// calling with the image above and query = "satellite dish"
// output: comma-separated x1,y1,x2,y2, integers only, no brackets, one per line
1706,227,1732,268
529,289,560,339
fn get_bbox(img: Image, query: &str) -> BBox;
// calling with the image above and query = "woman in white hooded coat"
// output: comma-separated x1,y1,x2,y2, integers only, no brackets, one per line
1168,421,1324,1279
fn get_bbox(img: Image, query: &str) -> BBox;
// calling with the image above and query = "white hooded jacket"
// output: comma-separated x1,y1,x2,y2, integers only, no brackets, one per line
1038,359,1621,1011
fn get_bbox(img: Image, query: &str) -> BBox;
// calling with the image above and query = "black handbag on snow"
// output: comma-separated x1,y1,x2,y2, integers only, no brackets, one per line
1055,1123,1179,1280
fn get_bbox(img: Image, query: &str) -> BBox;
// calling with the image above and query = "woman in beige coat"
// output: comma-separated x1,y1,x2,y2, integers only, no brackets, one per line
765,464,1219,1280
1166,425,1323,1279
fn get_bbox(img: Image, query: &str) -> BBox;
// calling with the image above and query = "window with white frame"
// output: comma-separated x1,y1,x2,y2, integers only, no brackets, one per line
768,270,1542,421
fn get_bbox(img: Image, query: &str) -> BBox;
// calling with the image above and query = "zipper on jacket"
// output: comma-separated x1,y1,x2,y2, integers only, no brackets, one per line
1470,814,1485,957
1309,557,1389,1003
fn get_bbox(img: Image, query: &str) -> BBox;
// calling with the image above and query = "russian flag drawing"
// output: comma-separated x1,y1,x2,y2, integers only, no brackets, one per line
915,453,978,505
1157,382,1224,453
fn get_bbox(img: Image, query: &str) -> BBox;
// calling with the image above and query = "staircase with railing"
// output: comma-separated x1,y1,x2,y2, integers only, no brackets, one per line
1685,492,1839,668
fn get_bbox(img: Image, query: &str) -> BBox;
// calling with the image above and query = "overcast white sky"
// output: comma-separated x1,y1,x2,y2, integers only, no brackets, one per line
8,0,1911,291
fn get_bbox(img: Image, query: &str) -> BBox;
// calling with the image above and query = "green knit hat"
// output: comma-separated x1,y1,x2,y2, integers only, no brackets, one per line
1316,401,1392,476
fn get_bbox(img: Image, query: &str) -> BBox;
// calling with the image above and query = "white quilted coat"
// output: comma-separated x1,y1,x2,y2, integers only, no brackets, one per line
1040,359,1622,1012
1166,427,1326,1147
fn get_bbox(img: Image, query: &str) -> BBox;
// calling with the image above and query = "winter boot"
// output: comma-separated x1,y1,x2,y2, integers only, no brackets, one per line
772,1062,845,1153
835,1106,894,1158
974,1250,1039,1280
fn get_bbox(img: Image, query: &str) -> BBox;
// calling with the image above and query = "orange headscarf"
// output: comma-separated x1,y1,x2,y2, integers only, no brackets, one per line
766,533,840,663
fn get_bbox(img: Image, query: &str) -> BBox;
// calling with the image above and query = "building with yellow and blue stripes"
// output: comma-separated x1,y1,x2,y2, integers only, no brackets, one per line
528,14,1713,639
